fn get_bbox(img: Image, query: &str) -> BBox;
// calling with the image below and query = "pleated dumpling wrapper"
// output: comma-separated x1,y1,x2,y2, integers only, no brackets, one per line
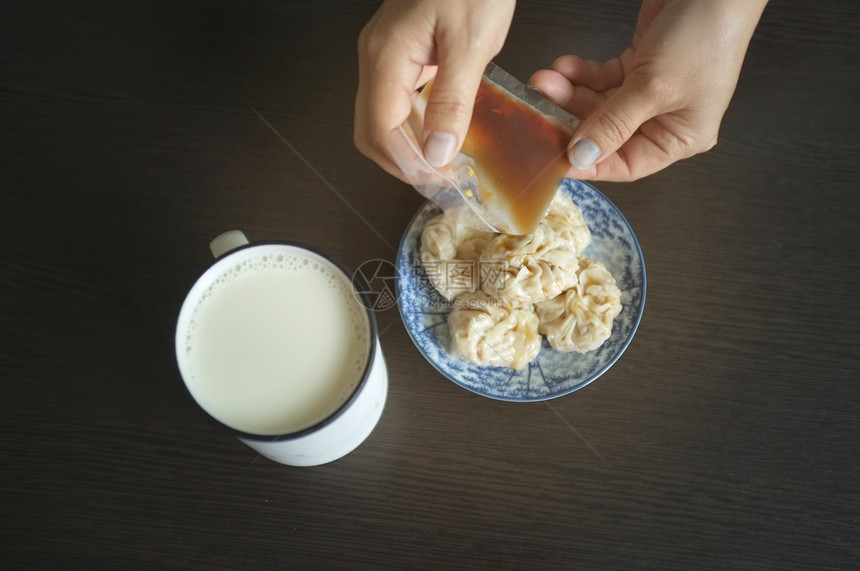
535,258,622,353
420,213,497,300
447,292,542,370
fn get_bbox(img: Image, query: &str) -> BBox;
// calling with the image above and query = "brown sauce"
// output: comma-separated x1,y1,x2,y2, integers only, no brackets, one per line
461,80,571,234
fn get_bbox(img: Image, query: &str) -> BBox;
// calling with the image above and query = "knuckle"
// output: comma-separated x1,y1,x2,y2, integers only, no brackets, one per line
425,92,473,123
357,21,374,52
359,31,383,60
353,123,384,159
594,107,635,147
629,67,684,106
353,130,369,155
686,129,719,157
647,76,683,107
702,134,718,152
357,19,388,58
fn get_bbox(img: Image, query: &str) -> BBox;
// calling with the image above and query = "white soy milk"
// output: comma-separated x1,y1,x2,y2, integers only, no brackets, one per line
178,247,371,436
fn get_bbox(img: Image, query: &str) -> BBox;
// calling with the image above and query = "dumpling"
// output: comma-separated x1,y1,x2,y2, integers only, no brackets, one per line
479,225,579,308
542,191,591,256
447,292,541,370
420,212,497,300
535,258,622,353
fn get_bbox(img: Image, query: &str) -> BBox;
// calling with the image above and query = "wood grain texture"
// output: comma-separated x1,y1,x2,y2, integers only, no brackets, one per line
1,0,858,568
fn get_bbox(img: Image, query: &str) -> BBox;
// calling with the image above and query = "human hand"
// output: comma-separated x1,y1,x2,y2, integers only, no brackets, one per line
530,0,767,182
355,0,515,180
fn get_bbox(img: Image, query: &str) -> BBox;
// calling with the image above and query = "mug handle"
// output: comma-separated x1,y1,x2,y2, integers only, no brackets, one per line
209,230,249,259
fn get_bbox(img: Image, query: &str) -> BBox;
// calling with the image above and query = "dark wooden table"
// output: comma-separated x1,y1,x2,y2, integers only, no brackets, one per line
2,1,858,568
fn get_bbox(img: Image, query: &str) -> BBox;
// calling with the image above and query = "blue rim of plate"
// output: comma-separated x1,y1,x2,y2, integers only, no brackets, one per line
395,178,646,402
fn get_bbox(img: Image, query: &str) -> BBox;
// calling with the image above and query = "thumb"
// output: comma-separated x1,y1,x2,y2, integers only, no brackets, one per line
421,56,488,168
567,84,656,171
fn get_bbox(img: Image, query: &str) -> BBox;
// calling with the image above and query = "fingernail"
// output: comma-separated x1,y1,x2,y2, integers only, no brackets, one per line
568,138,601,170
424,131,458,167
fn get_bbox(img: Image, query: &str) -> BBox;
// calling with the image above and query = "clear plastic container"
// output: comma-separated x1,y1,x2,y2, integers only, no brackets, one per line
393,62,581,235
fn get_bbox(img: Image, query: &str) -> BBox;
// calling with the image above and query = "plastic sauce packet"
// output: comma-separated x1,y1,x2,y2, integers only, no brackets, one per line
392,62,581,235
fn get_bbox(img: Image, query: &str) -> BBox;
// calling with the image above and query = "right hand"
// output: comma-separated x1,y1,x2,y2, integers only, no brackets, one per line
355,0,515,180
529,0,767,181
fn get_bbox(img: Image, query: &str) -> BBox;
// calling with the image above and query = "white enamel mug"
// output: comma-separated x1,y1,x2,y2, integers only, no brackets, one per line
175,231,387,466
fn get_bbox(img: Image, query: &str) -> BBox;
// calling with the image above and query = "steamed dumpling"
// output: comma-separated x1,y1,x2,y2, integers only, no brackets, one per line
422,191,619,369
535,258,622,353
479,225,579,308
420,212,497,300
447,292,541,370
543,191,591,256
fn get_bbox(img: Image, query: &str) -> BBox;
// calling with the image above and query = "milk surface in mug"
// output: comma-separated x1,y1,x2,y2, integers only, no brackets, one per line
178,247,371,436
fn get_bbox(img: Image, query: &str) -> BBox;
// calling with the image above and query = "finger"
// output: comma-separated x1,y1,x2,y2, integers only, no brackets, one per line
566,81,658,172
353,82,415,180
580,134,671,182
420,49,489,167
419,1,514,168
354,36,426,178
528,69,604,118
551,54,625,92
576,119,705,182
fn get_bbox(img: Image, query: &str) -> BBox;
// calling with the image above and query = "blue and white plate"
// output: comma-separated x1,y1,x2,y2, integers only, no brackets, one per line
396,178,646,402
